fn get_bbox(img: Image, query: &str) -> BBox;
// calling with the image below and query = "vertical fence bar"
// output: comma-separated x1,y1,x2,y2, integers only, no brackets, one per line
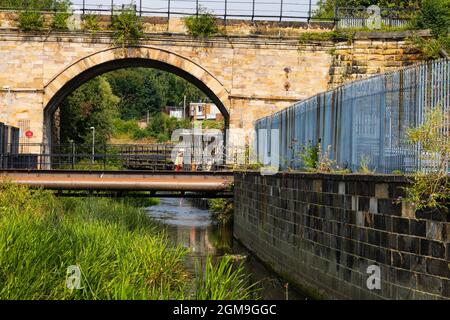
82,0,85,16
196,0,199,16
111,0,114,16
252,0,255,21
224,0,227,24
308,0,312,23
254,60,450,174
139,0,142,16
279,0,283,22
168,0,171,20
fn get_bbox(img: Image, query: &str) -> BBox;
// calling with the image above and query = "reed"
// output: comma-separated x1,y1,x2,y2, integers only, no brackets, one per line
0,182,257,300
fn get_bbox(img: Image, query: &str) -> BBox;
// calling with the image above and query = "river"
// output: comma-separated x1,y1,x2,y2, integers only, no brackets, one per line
146,198,309,300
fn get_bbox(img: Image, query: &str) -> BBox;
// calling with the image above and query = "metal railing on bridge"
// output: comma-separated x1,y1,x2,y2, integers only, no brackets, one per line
255,59,450,174
0,142,249,171
336,6,416,29
0,1,418,28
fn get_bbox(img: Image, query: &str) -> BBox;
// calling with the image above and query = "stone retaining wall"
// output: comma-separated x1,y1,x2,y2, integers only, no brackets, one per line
234,172,450,299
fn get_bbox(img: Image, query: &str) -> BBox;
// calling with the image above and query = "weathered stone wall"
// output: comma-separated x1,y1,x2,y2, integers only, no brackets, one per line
328,31,427,87
234,172,450,299
0,27,427,148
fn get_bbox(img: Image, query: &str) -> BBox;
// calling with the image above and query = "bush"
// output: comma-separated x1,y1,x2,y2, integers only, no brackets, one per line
403,107,450,211
110,9,144,47
299,142,319,170
82,14,101,34
51,12,70,30
184,11,219,38
18,11,44,31
298,31,352,44
413,0,450,36
208,198,233,224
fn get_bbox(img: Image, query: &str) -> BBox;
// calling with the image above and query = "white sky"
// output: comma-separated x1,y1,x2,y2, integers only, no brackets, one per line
70,0,321,20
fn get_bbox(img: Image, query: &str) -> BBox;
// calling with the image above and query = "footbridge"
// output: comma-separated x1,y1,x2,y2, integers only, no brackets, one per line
0,170,234,198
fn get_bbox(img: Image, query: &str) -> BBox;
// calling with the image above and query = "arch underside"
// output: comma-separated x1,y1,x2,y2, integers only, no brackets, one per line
43,47,230,146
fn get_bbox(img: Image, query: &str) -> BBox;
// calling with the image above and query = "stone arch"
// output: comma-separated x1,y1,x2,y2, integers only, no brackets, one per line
43,46,231,145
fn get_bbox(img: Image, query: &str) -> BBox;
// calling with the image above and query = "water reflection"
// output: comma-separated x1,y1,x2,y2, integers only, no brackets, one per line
146,198,308,300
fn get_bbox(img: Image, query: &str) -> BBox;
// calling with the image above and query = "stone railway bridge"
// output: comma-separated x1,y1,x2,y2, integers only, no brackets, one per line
0,22,425,149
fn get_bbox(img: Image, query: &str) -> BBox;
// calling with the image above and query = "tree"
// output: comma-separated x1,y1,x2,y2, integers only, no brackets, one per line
59,76,119,145
313,0,419,19
414,0,450,35
105,68,207,120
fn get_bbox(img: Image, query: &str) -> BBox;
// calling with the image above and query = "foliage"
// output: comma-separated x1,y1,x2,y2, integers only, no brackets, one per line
82,14,100,34
408,35,442,59
208,198,233,224
51,12,70,30
0,183,188,299
105,68,207,120
413,0,450,36
403,107,450,210
110,9,144,47
359,155,375,174
141,113,191,142
184,9,219,38
299,142,320,170
0,182,257,299
317,144,336,172
312,0,419,20
0,0,67,10
60,76,119,145
18,10,43,31
194,255,259,300
202,120,225,130
298,31,352,43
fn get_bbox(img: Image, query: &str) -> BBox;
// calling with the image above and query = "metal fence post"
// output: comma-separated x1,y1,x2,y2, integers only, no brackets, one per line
252,0,255,21
196,0,199,16
139,0,142,16
334,5,339,29
82,0,85,16
308,0,312,23
224,0,227,24
111,0,114,16
279,0,283,22
168,0,171,20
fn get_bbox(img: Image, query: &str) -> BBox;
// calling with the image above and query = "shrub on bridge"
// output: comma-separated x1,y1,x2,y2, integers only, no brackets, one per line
18,10,43,31
82,14,100,34
51,12,70,30
184,10,219,38
110,9,144,47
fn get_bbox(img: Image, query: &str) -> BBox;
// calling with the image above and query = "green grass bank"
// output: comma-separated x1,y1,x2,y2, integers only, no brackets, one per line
0,183,256,300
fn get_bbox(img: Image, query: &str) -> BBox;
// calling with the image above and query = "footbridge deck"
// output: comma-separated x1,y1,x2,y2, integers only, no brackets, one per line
0,170,234,198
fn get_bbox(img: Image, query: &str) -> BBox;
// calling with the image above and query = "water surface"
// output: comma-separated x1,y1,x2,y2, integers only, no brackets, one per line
146,198,309,300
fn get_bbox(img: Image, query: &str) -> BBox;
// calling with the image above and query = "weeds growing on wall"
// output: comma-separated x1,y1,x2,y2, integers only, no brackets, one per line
18,11,43,31
110,9,144,47
51,11,70,29
403,107,450,211
82,14,100,34
408,35,450,60
208,198,234,224
298,31,352,44
299,142,320,171
184,9,219,38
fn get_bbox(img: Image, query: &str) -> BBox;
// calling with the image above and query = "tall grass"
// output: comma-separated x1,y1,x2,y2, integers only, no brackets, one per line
0,183,256,300
195,256,260,300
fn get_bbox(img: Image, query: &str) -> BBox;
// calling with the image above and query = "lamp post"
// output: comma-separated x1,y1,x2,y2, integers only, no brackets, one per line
90,127,95,164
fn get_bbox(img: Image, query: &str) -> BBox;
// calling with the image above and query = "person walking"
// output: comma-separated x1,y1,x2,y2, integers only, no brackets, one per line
175,148,184,171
